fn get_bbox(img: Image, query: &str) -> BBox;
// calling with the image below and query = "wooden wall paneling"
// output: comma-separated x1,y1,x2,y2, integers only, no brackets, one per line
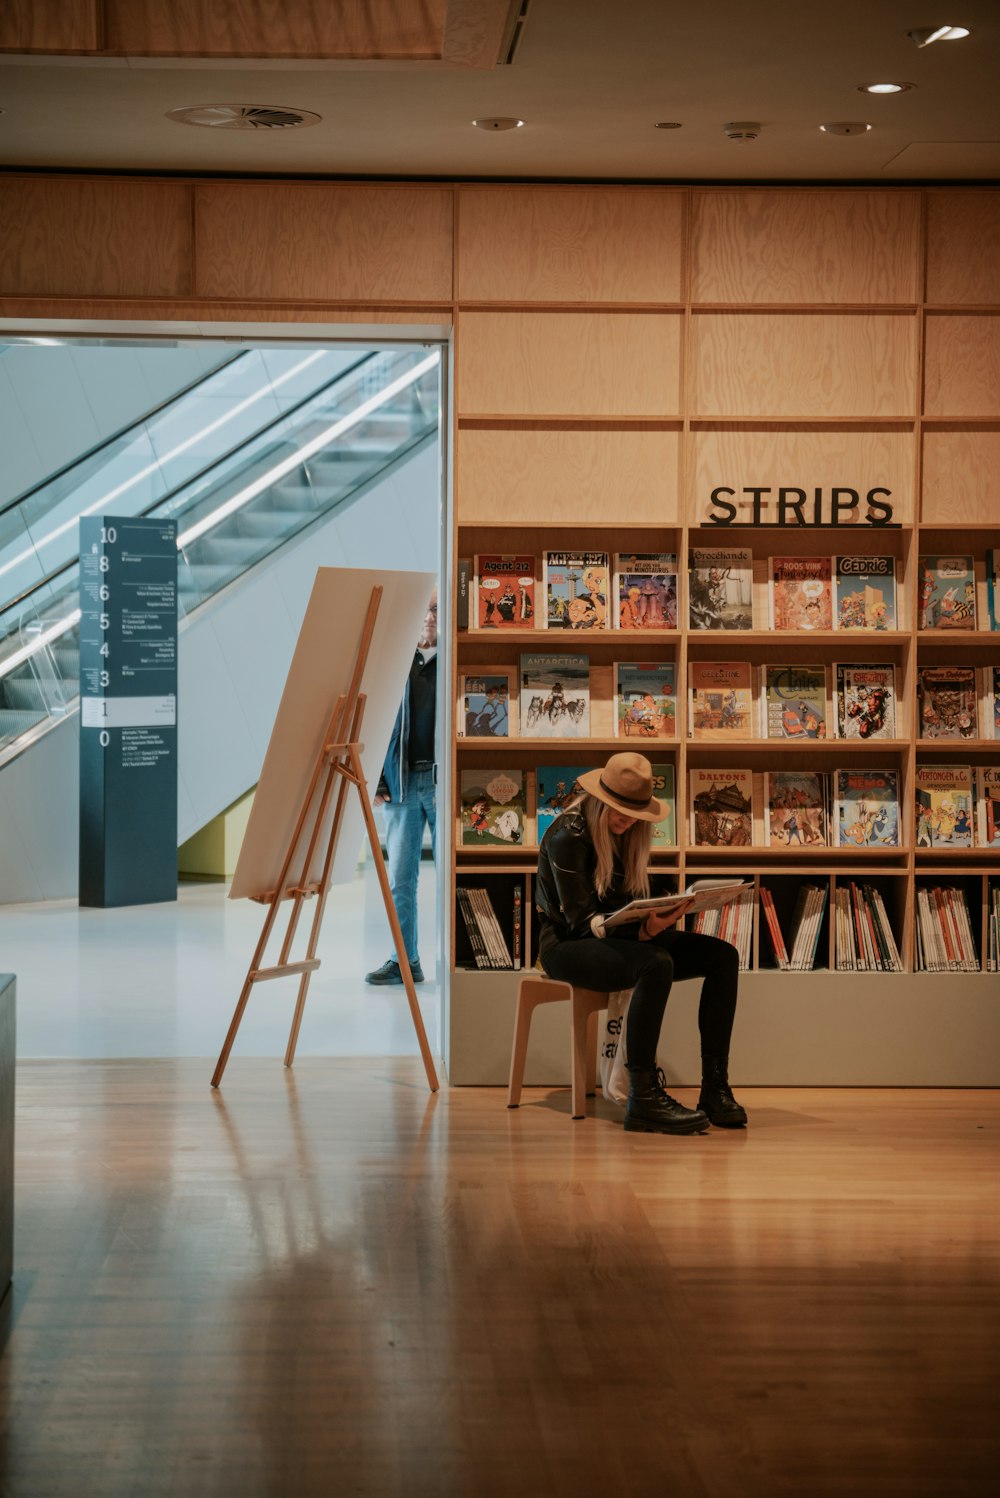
921,428,1000,524
456,311,681,417
923,314,1000,417
691,313,918,419
690,190,921,306
925,190,1000,306
0,178,193,298
686,426,916,527
0,0,98,51
0,300,454,327
456,187,684,304
442,0,519,68
456,427,681,525
103,0,446,57
194,185,454,303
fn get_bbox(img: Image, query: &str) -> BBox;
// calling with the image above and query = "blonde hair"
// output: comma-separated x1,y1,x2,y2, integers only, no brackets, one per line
581,794,651,899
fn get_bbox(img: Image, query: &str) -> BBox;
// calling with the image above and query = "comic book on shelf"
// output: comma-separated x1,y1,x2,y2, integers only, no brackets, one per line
833,768,900,848
614,662,676,739
917,665,978,740
459,769,525,847
649,763,676,849
455,886,514,969
473,554,535,630
688,660,753,740
977,766,1000,849
456,557,471,631
984,665,1000,739
542,551,609,631
915,885,978,973
519,652,590,738
614,553,678,630
764,771,828,848
535,764,593,842
769,556,833,631
760,664,828,740
988,549,1000,631
834,664,897,740
688,768,755,847
834,555,896,631
918,555,976,630
687,548,754,630
457,671,512,738
915,764,974,849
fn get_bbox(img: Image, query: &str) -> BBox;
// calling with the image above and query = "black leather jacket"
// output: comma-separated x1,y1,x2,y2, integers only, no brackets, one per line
535,811,632,950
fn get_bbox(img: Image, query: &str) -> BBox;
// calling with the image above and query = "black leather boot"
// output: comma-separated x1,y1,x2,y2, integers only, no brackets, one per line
624,1068,710,1135
698,1054,747,1127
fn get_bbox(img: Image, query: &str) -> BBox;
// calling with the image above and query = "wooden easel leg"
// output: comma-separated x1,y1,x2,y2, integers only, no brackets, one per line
350,745,439,1093
211,897,283,1088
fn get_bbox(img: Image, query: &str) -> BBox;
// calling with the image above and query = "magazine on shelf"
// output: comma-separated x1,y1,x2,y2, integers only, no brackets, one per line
917,665,978,740
542,551,609,630
761,664,828,740
834,768,900,848
456,886,514,969
459,769,525,847
519,653,590,738
915,765,975,849
689,768,756,847
688,660,754,740
759,886,790,969
977,766,1000,848
601,878,751,931
833,555,896,631
834,664,897,740
689,886,754,970
535,764,593,842
456,558,471,631
765,771,828,848
649,763,676,849
457,670,513,738
919,555,977,630
614,553,678,630
687,548,754,630
769,555,834,631
988,549,1000,631
473,554,535,630
614,661,676,739
916,885,978,973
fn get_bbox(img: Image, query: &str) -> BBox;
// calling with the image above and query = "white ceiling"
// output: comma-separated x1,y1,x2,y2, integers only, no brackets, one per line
1,0,998,182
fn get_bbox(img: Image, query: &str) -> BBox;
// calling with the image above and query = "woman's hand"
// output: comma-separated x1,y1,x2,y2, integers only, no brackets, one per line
643,898,693,938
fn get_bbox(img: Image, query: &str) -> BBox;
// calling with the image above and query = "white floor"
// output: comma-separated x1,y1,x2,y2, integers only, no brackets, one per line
1,857,441,1061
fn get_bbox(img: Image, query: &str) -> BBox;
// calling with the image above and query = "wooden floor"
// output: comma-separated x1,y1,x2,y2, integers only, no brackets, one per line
1,1063,998,1498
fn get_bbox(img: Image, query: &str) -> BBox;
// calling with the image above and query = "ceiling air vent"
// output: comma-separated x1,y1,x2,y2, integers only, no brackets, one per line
166,105,321,130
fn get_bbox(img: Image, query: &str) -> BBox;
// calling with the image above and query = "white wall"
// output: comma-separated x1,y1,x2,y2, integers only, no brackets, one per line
0,438,440,903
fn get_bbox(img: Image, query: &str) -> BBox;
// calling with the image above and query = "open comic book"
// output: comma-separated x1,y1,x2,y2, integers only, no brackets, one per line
601,878,750,930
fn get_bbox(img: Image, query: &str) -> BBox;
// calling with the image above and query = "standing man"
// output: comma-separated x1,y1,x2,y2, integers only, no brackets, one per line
366,590,438,986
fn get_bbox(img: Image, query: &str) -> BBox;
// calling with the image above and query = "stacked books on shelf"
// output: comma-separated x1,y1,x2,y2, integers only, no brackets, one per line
688,886,754,970
760,882,828,970
542,551,609,630
988,884,1000,972
835,882,903,971
915,885,979,973
614,553,678,629
919,554,977,630
456,885,522,970
688,548,754,630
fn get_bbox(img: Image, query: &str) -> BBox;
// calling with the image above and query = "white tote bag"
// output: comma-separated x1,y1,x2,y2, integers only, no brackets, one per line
598,989,633,1105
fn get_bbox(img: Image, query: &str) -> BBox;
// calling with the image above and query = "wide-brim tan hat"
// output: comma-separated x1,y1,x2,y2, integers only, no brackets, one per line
577,752,667,823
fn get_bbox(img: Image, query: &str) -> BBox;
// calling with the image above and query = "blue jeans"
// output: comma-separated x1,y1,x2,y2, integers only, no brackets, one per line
381,766,436,967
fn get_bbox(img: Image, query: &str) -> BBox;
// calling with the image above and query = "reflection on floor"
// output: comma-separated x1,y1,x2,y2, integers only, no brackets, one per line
2,857,439,1059
3,1063,998,1497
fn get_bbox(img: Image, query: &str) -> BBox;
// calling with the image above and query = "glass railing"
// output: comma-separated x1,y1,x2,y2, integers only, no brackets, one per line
0,345,440,762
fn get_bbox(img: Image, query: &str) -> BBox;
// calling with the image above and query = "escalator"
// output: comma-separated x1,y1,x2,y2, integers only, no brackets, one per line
0,344,440,763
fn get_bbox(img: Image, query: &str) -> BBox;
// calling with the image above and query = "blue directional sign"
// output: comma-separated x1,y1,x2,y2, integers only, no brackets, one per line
79,516,178,907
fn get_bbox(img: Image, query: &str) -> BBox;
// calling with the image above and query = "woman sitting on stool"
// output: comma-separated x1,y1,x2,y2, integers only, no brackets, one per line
535,751,747,1135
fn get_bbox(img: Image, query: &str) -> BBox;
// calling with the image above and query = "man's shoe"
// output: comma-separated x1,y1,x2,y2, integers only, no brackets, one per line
364,959,425,986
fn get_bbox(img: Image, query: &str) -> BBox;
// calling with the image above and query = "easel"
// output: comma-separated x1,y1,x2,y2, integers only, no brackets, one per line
211,585,439,1092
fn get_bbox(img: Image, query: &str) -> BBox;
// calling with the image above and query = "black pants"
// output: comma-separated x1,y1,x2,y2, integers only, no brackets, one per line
540,930,739,1072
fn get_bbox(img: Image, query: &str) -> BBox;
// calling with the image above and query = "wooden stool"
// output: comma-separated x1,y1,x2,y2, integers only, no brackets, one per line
507,975,609,1119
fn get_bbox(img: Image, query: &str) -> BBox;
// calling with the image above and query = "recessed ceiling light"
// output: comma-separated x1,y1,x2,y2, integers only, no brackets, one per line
858,81,915,94
166,105,321,130
472,117,525,131
654,121,683,130
907,25,971,46
820,122,873,135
